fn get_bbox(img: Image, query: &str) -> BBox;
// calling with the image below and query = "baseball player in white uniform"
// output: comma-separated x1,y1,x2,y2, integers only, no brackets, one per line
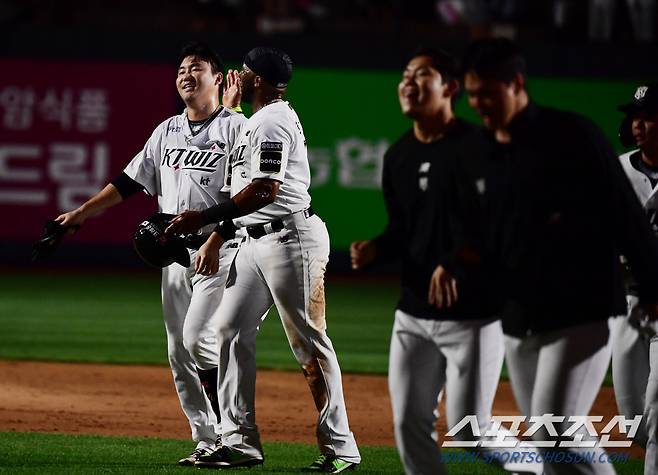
55,42,245,465
612,83,658,474
166,47,361,473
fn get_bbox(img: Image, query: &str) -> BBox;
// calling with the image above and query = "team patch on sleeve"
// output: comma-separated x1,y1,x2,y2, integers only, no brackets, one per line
259,141,283,173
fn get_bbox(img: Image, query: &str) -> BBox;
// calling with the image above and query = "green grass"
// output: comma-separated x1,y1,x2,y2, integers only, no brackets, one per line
0,270,616,383
0,271,396,373
0,431,642,474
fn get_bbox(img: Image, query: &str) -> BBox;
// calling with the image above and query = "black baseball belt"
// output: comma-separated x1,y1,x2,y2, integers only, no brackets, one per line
246,207,315,239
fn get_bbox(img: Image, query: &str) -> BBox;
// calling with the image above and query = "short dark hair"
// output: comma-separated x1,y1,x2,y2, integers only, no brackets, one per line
409,46,459,83
177,41,225,76
462,37,526,83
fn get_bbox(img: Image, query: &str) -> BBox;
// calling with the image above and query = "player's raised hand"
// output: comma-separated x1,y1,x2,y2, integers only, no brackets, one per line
222,69,242,109
428,265,458,309
350,240,377,270
165,210,204,236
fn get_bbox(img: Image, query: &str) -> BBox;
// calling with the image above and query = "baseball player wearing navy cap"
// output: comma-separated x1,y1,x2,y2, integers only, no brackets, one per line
55,42,246,465
167,47,361,472
612,83,658,474
462,38,658,475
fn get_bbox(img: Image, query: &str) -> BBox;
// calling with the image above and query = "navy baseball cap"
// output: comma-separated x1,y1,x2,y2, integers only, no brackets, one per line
244,47,293,89
618,84,658,115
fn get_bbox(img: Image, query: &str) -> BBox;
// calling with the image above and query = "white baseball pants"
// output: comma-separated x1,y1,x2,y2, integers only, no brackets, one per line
161,239,239,448
388,310,543,475
609,295,658,449
215,212,360,462
505,320,614,475
644,335,658,474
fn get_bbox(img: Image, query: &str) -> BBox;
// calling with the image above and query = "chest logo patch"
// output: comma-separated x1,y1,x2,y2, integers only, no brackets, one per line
260,141,283,173
475,178,486,195
162,148,224,172
418,161,431,191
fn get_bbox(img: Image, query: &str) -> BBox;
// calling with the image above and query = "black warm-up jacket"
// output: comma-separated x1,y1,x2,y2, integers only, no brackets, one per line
478,102,658,336
373,119,499,320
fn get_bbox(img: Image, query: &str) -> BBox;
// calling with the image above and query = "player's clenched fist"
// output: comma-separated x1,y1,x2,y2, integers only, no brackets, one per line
55,209,87,229
428,265,458,309
349,240,377,270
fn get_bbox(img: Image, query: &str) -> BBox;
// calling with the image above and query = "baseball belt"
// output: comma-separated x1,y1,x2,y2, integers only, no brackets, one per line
246,207,315,239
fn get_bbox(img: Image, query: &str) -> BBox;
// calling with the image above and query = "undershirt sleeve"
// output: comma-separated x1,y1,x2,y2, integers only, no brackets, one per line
111,172,145,199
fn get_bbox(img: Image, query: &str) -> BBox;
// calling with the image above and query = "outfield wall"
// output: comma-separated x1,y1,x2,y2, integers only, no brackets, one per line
0,59,642,264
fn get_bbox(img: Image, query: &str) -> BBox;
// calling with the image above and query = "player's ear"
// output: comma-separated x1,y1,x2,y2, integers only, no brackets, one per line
215,72,223,86
444,78,460,99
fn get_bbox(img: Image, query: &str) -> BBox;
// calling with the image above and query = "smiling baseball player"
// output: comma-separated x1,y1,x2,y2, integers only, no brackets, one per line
55,42,245,465
165,46,361,473
350,48,542,475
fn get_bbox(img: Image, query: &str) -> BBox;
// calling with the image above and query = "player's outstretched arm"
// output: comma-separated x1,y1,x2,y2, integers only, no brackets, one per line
165,178,280,235
55,183,124,228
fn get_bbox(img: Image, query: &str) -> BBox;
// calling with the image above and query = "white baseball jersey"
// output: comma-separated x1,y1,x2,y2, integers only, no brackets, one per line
124,107,246,234
121,106,246,450
620,149,658,218
610,149,658,453
226,101,311,227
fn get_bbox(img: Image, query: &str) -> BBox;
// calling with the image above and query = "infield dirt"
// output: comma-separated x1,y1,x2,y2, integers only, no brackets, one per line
0,360,644,459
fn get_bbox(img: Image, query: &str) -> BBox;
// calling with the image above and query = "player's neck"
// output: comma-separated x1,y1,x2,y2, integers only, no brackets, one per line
413,112,455,144
186,99,220,121
252,92,283,113
494,93,529,144
641,148,658,168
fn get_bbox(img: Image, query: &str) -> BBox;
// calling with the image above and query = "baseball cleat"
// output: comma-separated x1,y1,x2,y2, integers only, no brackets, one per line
302,454,358,473
177,446,213,466
194,446,264,469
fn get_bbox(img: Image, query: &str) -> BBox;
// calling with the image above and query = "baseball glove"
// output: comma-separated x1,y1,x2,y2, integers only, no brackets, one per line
31,220,80,262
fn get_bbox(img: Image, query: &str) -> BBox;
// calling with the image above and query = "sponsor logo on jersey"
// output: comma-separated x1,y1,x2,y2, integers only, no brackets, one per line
261,141,283,151
161,148,225,172
260,141,283,173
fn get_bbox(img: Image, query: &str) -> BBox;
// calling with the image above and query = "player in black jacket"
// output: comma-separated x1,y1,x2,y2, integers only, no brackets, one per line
351,48,542,475
462,37,658,475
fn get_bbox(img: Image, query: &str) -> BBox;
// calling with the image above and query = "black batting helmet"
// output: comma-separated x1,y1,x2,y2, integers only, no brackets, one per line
133,213,190,268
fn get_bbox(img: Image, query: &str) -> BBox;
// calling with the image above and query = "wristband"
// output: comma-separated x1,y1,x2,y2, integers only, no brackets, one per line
213,220,238,241
200,200,241,225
